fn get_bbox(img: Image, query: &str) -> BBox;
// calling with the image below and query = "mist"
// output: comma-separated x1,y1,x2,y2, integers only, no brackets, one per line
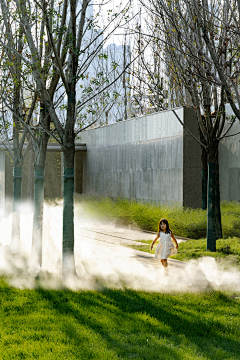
0,200,240,293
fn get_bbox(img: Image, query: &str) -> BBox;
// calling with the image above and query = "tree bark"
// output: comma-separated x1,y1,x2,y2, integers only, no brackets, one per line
62,147,75,275
31,104,50,266
62,164,75,275
207,162,216,251
32,169,45,266
62,86,76,275
206,140,222,251
10,24,24,252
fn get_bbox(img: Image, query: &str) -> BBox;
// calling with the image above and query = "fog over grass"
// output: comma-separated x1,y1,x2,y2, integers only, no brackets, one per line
0,200,240,293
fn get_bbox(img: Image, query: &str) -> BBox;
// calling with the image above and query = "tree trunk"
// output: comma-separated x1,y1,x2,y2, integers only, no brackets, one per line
62,155,75,275
32,169,45,267
207,162,216,251
11,27,24,253
11,166,22,252
206,140,222,251
31,104,50,266
62,88,76,275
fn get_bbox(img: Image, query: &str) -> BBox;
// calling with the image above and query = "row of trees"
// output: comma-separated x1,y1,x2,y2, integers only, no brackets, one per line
0,0,136,274
129,0,240,251
1,0,240,273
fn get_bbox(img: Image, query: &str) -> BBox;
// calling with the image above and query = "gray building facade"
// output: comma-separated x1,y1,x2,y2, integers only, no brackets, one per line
1,106,239,214
77,107,202,208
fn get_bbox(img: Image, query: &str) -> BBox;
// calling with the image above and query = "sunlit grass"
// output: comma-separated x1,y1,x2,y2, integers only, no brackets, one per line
75,196,240,239
130,238,240,269
172,237,240,270
75,196,240,268
0,279,239,359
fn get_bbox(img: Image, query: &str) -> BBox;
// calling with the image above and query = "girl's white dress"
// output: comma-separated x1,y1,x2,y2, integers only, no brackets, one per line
155,231,177,260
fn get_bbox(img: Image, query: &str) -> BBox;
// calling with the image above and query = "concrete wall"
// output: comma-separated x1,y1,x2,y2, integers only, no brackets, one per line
219,105,240,201
183,108,202,208
78,107,202,207
2,106,238,210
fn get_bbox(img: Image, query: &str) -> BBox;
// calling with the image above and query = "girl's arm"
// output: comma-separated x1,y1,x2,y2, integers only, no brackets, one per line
151,234,159,250
171,233,178,249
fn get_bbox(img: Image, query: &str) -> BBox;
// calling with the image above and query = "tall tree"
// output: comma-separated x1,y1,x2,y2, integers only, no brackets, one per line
0,0,134,273
135,0,240,250
0,9,33,252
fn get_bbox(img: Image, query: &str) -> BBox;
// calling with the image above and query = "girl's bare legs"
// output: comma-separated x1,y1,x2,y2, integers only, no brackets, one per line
161,259,168,268
161,259,169,274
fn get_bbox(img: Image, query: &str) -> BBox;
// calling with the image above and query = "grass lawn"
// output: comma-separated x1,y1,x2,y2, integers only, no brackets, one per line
75,196,240,269
75,196,240,239
1,198,240,358
129,238,240,270
0,279,240,359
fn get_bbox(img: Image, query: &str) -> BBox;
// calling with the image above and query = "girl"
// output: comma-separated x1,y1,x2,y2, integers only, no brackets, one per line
151,218,178,270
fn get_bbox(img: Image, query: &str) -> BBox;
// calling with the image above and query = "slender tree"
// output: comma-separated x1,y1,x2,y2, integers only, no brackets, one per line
134,0,240,250
0,0,135,273
0,8,33,252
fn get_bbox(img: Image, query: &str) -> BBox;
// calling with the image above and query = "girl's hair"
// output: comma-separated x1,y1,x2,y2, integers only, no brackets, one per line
158,218,171,234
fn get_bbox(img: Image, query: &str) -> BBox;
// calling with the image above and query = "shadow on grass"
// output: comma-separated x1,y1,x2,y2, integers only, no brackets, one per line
36,288,182,359
36,288,240,360
105,290,240,356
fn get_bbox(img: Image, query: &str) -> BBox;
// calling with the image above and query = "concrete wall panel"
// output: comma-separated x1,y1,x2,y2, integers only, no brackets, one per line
219,105,240,201
183,107,202,208
78,108,199,206
228,168,240,201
